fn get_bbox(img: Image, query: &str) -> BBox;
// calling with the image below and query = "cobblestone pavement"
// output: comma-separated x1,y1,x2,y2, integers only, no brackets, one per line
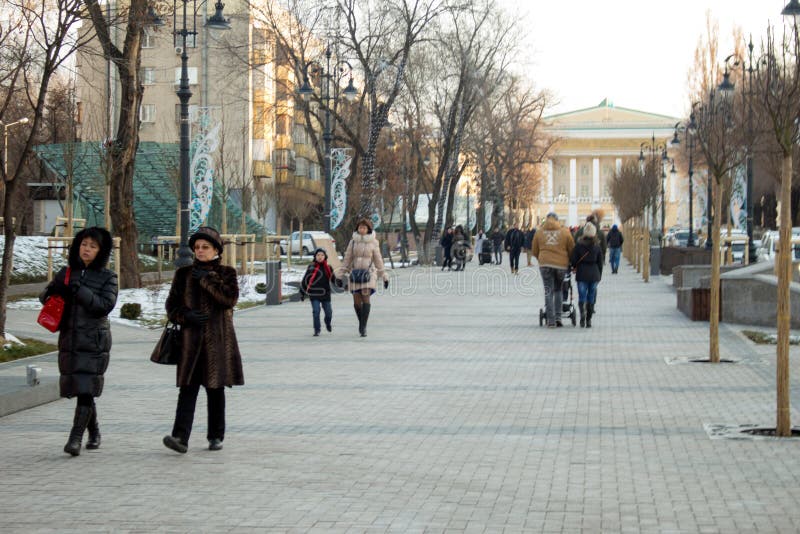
2,258,800,533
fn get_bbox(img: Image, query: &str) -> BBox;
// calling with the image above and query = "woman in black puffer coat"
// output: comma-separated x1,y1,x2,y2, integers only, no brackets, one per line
570,222,603,328
39,227,118,456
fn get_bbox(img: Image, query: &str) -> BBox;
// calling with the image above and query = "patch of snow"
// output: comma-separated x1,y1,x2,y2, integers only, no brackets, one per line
8,268,307,329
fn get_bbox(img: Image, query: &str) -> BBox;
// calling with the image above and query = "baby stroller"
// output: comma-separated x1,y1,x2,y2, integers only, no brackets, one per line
451,240,473,271
478,240,493,265
539,270,577,326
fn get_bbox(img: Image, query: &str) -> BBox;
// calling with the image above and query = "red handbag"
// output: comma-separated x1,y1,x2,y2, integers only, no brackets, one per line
37,267,71,332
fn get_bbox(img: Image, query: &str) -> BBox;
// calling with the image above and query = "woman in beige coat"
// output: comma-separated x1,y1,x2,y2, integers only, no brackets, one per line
337,218,389,337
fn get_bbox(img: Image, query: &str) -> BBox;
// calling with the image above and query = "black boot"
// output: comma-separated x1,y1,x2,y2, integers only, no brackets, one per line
86,406,101,450
579,302,586,328
354,304,363,336
64,405,92,456
586,303,593,328
360,303,371,337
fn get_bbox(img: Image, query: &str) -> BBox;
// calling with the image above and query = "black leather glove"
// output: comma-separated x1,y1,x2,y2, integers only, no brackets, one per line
300,293,306,301
334,277,344,288
192,267,211,280
183,310,209,326
68,273,82,295
383,279,389,289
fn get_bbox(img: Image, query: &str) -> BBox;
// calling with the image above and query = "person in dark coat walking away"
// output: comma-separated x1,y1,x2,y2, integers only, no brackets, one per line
40,227,118,456
575,209,607,260
523,227,536,266
439,227,454,271
571,222,604,327
505,223,525,274
491,227,505,265
606,224,624,273
163,227,244,453
336,218,389,337
301,248,336,336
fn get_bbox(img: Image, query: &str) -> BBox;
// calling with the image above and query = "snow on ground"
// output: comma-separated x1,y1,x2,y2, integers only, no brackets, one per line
8,269,306,329
1,236,160,279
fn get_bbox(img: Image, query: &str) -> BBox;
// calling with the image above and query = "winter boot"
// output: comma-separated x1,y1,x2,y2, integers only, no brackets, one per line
64,405,92,456
354,304,363,336
579,302,586,328
86,406,101,450
586,303,594,328
360,303,371,337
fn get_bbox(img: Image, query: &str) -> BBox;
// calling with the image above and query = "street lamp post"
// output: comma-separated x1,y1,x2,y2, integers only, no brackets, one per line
2,118,30,177
671,113,698,246
639,133,669,244
723,39,758,262
298,48,357,234
173,0,230,268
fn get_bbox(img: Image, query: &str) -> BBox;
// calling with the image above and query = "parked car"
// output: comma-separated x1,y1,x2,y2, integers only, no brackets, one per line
279,231,336,255
757,229,800,263
666,229,692,247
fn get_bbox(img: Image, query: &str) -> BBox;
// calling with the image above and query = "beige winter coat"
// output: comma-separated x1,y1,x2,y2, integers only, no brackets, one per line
532,217,575,269
337,232,388,291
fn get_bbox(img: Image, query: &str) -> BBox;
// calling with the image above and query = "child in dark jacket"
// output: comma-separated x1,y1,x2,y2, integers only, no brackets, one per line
301,248,336,336
570,222,603,328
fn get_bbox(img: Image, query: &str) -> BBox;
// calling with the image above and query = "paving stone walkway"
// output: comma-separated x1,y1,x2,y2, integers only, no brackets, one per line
1,258,800,533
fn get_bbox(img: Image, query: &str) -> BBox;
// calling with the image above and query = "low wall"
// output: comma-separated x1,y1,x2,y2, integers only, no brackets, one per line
720,261,800,328
672,264,740,290
661,247,713,276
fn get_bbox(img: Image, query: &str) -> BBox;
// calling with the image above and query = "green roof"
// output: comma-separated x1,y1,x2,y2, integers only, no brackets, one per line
34,142,265,241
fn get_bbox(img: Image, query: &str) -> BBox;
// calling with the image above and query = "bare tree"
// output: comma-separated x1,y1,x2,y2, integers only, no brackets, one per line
0,0,90,340
83,0,152,288
753,23,800,436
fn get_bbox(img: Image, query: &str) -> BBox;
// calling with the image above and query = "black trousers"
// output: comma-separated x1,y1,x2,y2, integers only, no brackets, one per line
509,248,521,270
171,384,225,443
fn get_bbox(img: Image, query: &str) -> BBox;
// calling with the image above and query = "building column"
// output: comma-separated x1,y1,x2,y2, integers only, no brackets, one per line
592,157,600,209
569,158,578,226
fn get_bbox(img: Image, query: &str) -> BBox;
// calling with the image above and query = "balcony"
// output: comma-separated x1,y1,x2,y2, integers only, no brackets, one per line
253,160,273,178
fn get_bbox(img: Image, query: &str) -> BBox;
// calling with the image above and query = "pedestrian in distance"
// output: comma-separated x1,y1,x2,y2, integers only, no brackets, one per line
491,227,505,265
337,218,389,337
574,209,607,260
606,224,624,274
301,248,336,336
532,213,575,328
505,223,524,274
162,226,244,454
475,230,486,262
439,227,454,271
451,224,470,271
39,227,118,456
571,222,604,328
524,226,536,266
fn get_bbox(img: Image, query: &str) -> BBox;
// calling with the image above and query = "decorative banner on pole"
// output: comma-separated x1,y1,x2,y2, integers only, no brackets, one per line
730,165,746,231
189,107,220,232
329,148,352,230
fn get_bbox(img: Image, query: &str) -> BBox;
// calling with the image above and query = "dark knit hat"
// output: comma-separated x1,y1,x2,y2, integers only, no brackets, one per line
189,226,223,254
355,218,373,233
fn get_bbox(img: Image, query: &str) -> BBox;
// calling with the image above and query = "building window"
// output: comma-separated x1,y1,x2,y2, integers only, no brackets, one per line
292,124,307,145
310,163,320,180
580,184,589,197
141,67,156,85
174,67,198,86
140,104,156,123
295,157,308,177
142,29,155,49
557,184,567,196
174,104,199,124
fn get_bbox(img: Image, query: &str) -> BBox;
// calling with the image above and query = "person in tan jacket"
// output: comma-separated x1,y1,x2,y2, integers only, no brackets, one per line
336,218,389,337
532,212,575,327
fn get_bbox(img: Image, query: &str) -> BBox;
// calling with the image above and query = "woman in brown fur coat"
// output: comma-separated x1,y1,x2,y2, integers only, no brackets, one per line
337,218,389,337
162,227,244,453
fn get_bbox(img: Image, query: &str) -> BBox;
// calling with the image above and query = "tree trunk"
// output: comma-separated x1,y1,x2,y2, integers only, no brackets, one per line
0,178,21,341
776,154,792,436
221,202,228,234
709,177,723,363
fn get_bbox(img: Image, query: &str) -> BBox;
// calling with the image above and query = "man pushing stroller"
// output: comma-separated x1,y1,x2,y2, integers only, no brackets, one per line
532,212,574,328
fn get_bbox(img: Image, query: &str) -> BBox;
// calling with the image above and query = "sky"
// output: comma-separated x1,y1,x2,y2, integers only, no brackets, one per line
498,0,791,118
